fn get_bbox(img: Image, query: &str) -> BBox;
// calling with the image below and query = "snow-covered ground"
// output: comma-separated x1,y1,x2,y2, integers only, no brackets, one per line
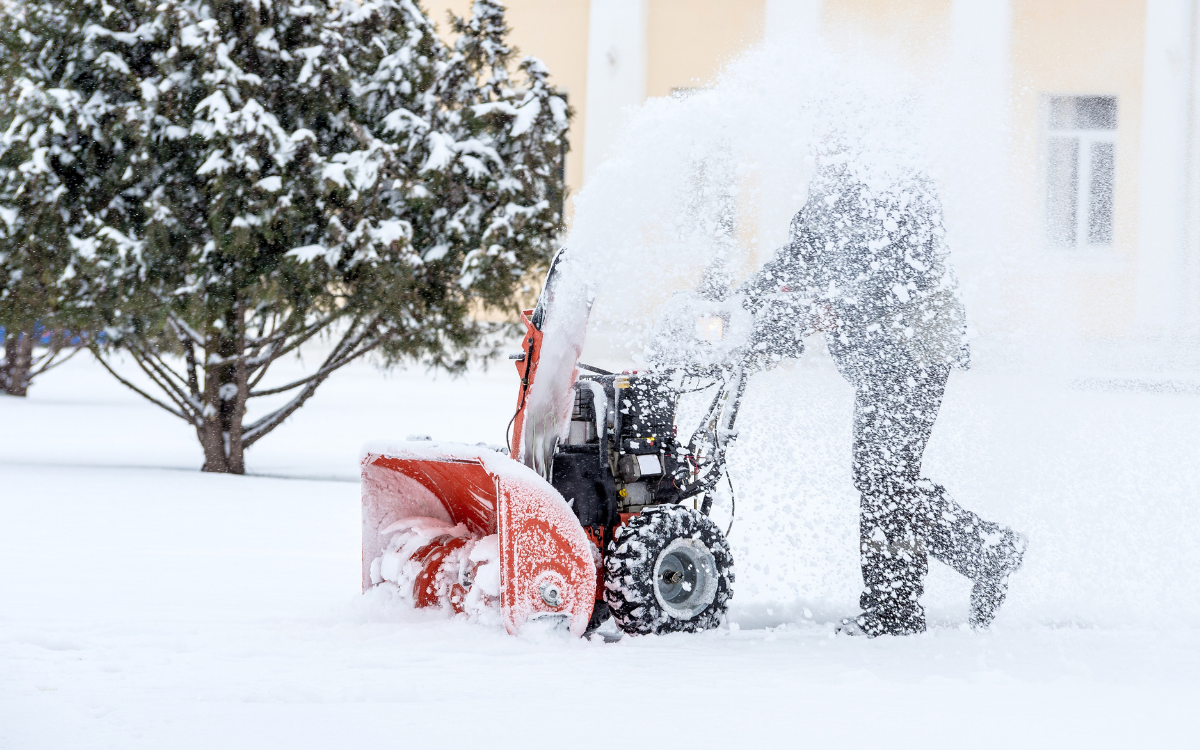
2,350,1199,748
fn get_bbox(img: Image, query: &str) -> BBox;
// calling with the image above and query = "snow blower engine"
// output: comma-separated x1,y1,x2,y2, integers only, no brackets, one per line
360,251,777,637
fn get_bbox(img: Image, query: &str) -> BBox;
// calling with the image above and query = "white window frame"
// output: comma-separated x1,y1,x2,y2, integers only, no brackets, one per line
1044,96,1118,250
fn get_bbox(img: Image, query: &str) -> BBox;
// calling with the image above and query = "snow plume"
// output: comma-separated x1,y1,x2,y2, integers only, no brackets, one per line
563,38,1200,628
569,40,937,365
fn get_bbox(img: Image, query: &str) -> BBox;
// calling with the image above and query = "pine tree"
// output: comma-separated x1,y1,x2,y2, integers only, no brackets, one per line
0,0,568,470
0,0,144,395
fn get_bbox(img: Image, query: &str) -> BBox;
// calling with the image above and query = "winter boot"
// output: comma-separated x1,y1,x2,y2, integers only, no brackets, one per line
969,529,1028,629
836,608,925,637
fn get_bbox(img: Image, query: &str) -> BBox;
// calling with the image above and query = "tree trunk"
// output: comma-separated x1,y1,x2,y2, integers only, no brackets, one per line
198,308,249,474
198,418,233,472
2,331,34,397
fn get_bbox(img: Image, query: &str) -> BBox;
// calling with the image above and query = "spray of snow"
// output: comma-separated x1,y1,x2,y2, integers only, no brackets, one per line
559,37,1200,628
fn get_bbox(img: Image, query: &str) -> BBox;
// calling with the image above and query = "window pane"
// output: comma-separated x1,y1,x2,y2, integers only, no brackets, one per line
1047,136,1079,246
1048,97,1074,129
1088,141,1115,245
1077,96,1117,129
1049,96,1117,130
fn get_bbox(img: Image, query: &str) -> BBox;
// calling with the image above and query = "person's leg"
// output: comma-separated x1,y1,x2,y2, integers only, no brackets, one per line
851,358,948,635
916,481,1027,627
851,355,1025,632
916,482,1010,579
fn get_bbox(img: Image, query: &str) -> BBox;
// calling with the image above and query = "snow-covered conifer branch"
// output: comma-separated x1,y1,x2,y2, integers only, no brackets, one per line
3,0,568,469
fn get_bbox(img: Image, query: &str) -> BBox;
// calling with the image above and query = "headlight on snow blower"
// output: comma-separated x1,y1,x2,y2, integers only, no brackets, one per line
695,315,725,342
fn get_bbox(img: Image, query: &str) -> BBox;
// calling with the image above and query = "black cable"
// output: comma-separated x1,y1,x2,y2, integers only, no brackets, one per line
699,365,742,538
504,411,518,455
505,336,537,455
711,412,737,538
723,458,737,538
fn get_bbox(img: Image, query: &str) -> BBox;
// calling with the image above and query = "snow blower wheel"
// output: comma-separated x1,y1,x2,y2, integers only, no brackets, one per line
604,505,734,635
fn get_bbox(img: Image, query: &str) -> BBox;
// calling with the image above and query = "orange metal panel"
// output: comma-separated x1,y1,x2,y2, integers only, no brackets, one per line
361,447,596,636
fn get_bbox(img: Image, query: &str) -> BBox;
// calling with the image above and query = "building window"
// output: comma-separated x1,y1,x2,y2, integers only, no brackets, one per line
1046,95,1117,247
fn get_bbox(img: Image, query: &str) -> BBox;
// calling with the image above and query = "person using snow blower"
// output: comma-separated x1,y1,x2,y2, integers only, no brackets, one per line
738,149,1027,636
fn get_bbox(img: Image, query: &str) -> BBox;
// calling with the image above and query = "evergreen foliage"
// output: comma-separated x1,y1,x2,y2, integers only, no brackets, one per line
0,0,133,395
0,0,568,470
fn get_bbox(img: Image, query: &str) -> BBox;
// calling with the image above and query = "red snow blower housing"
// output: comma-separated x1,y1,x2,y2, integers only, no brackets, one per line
361,250,755,637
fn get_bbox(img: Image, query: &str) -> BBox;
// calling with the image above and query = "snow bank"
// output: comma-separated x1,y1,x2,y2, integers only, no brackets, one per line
2,461,1197,748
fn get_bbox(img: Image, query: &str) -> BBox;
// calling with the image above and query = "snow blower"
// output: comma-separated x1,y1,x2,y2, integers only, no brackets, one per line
361,250,763,637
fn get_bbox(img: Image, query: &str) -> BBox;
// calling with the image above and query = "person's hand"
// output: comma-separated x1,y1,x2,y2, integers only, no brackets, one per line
811,302,837,333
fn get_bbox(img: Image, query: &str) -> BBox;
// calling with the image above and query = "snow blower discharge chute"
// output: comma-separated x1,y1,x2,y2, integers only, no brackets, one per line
361,253,750,637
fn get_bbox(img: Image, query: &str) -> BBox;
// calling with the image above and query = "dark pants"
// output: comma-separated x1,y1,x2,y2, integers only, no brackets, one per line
848,350,1009,633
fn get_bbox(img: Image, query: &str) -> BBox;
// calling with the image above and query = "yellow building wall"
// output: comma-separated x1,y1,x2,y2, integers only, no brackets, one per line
822,0,952,65
500,0,590,207
431,1,768,212
426,1,590,207
429,1,1152,338
1010,0,1146,338
645,0,764,98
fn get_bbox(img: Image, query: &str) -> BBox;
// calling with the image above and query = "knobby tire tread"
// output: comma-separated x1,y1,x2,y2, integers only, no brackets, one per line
603,505,734,635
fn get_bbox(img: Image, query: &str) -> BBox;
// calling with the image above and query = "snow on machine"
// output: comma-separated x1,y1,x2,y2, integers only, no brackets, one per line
361,251,757,637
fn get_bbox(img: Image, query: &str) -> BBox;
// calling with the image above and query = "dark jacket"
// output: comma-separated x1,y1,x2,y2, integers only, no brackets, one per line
741,158,969,377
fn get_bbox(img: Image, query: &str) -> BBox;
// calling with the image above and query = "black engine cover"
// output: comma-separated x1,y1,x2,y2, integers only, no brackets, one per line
615,374,676,455
551,447,616,527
